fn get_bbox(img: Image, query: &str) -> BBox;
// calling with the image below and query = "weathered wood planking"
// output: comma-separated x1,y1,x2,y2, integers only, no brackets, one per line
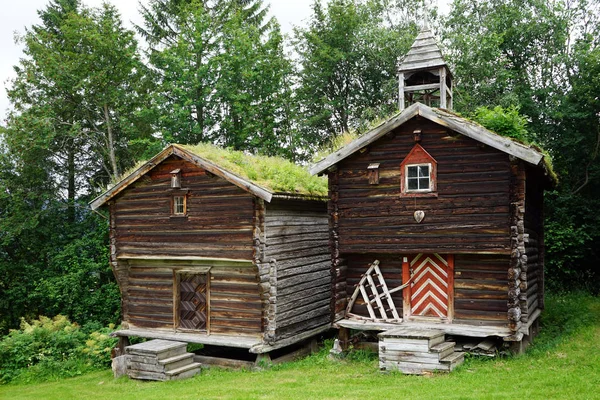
123,259,262,336
127,264,173,329
210,265,262,336
113,156,255,260
454,254,509,326
265,199,332,340
343,254,509,326
522,165,545,323
333,118,512,255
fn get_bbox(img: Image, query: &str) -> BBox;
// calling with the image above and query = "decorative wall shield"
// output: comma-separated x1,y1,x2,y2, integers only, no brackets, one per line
414,210,425,223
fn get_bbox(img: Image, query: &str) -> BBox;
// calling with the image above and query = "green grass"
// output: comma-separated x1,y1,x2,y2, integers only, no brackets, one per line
2,293,599,400
181,143,328,197
106,143,328,197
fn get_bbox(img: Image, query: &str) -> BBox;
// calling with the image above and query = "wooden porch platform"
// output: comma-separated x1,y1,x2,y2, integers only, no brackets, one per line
112,329,261,349
112,324,332,354
335,319,512,338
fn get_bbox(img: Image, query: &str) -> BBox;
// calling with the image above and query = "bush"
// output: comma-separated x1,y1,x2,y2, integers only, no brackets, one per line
0,315,117,384
473,105,531,143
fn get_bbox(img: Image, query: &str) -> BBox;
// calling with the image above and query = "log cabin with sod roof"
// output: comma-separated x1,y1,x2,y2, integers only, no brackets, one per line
310,27,556,374
90,143,332,369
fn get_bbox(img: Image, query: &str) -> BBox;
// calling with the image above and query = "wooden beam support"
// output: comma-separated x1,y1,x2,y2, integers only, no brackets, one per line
399,72,405,111
439,67,447,109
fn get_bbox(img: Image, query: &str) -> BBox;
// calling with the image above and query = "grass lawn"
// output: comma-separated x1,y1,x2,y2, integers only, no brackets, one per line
1,294,599,400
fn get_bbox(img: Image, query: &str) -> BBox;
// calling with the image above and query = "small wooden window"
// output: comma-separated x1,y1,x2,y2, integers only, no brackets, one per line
173,195,186,215
400,143,437,196
406,164,431,192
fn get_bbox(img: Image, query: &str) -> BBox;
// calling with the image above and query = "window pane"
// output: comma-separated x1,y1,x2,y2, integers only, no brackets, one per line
407,166,418,178
418,165,429,178
408,178,418,190
174,196,184,214
419,178,430,189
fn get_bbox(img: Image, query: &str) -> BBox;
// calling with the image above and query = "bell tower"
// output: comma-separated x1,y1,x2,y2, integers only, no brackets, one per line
398,26,453,110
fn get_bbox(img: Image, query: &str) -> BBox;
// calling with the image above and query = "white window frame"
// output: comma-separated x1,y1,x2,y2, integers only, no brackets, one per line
173,195,186,215
405,163,433,193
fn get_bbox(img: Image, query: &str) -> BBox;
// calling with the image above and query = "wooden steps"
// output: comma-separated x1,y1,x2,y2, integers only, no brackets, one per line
125,339,201,381
378,328,464,374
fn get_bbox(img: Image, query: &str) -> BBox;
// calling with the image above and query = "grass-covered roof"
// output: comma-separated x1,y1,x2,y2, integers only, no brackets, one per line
93,143,328,210
311,103,557,187
180,143,328,197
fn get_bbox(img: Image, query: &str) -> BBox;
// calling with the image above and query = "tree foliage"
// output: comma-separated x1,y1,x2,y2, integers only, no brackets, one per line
444,0,600,292
143,0,297,157
292,0,433,148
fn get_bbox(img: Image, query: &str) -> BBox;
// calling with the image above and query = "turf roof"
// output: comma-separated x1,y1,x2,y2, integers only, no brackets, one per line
180,143,328,197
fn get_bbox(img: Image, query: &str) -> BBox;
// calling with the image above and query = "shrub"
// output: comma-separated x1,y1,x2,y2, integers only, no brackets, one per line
473,105,531,142
0,315,117,384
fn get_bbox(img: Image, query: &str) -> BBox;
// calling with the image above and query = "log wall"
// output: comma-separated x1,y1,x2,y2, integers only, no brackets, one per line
522,165,545,322
332,118,512,255
264,199,331,340
123,259,262,337
110,155,263,337
328,169,347,322
508,159,526,333
344,253,509,326
453,254,509,326
112,156,255,260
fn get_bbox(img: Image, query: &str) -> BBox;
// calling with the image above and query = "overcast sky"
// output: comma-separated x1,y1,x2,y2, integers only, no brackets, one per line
0,0,450,123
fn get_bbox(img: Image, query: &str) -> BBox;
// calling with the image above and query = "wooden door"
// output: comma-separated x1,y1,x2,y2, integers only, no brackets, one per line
403,253,454,320
176,272,209,331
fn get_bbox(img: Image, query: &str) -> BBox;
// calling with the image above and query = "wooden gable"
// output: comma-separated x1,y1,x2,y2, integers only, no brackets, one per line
310,102,545,176
111,155,256,261
331,117,513,255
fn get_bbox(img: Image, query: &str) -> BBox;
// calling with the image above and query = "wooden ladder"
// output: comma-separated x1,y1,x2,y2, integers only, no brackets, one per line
346,260,403,322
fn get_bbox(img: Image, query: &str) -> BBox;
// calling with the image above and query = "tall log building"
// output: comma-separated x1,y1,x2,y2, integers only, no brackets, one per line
310,27,556,354
91,144,331,364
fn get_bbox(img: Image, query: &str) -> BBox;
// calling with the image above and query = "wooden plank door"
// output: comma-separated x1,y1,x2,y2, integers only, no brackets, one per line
176,272,209,331
403,254,454,320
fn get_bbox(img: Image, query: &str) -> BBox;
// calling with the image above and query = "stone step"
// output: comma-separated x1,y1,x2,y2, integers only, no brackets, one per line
160,353,195,372
378,327,465,375
128,369,169,381
379,327,446,340
380,353,446,365
127,360,166,373
165,362,202,380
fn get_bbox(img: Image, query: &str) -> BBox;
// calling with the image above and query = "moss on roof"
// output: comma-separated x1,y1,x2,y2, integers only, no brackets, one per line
182,143,328,197
313,105,558,186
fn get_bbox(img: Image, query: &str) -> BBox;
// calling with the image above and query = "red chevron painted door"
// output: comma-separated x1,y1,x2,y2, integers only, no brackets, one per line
403,253,454,320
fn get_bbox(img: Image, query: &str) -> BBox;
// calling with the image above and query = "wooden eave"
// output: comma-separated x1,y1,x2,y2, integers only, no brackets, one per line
270,193,328,202
90,144,273,210
309,102,545,176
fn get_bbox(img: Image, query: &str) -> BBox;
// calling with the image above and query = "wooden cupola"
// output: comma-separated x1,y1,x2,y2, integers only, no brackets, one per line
398,26,453,111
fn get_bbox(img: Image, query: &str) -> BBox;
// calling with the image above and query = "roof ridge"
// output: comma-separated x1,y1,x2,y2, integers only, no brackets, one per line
309,102,545,176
